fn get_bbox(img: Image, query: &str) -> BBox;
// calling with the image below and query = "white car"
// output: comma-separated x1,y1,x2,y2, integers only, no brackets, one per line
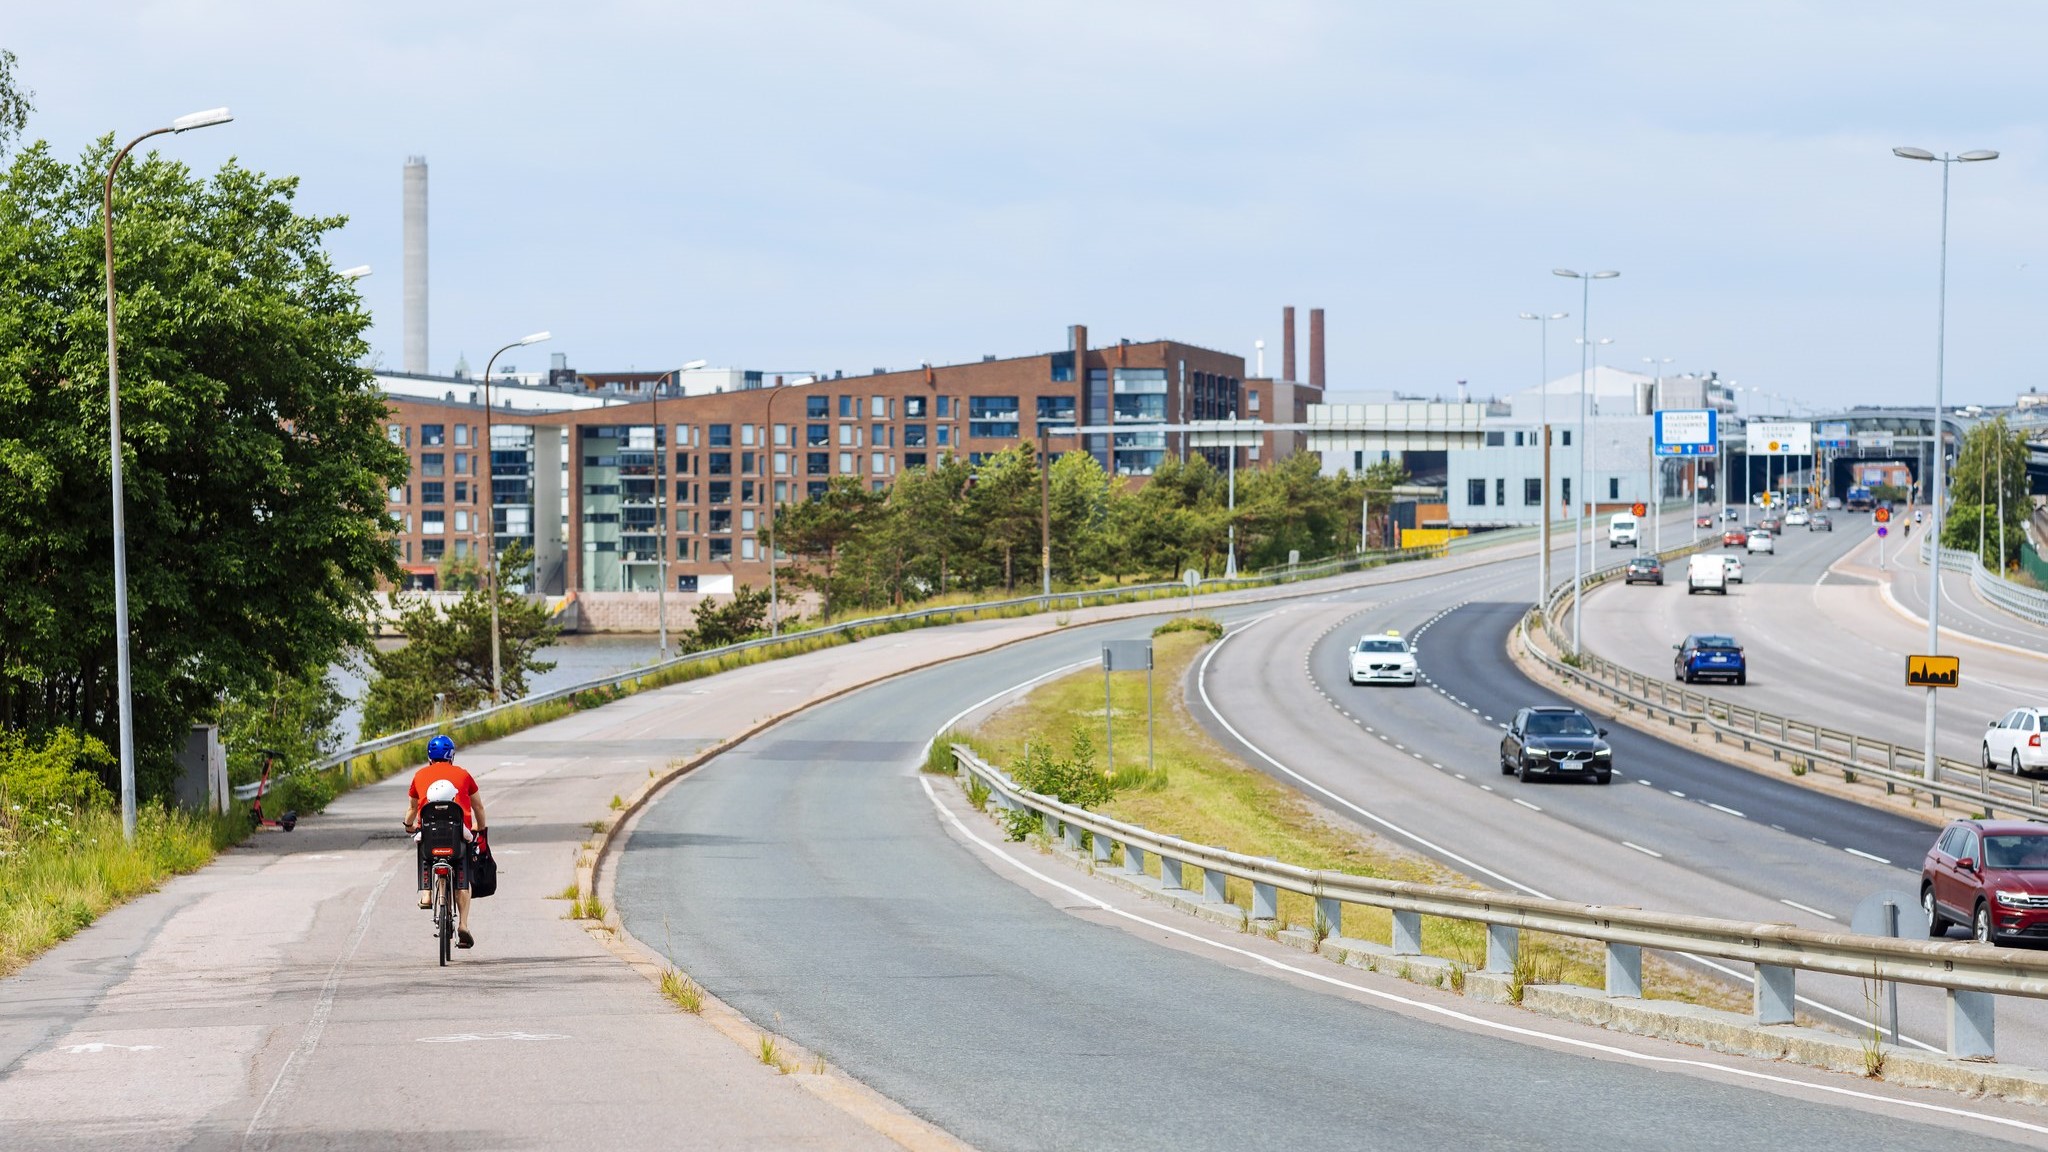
1350,632,1419,686
1785,508,1809,526
1746,530,1775,554
1722,555,1745,583
1983,708,2048,775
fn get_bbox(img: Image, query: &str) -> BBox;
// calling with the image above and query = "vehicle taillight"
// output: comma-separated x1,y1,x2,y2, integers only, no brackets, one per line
2032,734,2042,748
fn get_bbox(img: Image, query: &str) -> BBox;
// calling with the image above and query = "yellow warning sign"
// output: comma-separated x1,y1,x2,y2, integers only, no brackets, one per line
1906,655,1960,688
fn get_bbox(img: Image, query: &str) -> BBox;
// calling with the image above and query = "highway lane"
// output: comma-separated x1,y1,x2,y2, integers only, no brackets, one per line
1877,529,2048,654
1576,510,2048,770
613,600,2043,1151
1190,553,2048,1067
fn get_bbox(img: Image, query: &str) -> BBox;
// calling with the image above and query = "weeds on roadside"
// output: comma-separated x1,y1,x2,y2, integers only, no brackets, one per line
757,1034,795,1074
964,775,992,812
569,896,607,921
661,967,705,1014
549,883,578,900
1860,965,1889,1079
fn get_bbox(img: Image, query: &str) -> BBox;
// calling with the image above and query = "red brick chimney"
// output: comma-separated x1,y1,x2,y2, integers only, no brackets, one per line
1282,306,1296,381
1309,308,1326,389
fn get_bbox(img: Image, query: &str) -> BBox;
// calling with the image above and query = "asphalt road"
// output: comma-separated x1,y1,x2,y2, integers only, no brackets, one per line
1576,509,2048,769
616,551,2047,1150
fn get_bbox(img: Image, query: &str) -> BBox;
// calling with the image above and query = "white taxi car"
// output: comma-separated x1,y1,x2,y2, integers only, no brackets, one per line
1983,707,2048,776
1350,631,1419,687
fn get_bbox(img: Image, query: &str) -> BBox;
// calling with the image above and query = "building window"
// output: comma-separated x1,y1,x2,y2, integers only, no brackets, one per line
839,424,856,446
741,423,756,447
806,481,828,500
454,510,469,532
807,423,830,447
904,424,927,447
871,452,886,474
871,396,887,418
387,485,404,504
937,396,952,418
708,481,731,505
839,395,854,418
422,512,444,535
454,423,470,447
454,481,469,503
807,452,829,475
1485,431,1505,447
1050,350,1075,382
1563,478,1572,506
905,452,927,469
1514,431,1526,447
1248,392,1260,413
387,424,404,446
421,424,445,447
1608,477,1620,500
905,396,927,417
1467,478,1486,505
421,481,445,505
806,395,829,419
710,538,732,561
839,452,854,474
709,452,732,475
708,509,731,533
422,539,445,561
773,452,789,475
421,453,445,477
773,423,789,446
455,452,470,475
968,396,1020,438
1036,396,1076,422
740,509,756,531
1561,430,1572,446
741,451,756,474
936,426,951,446
1496,477,1506,506
1524,478,1542,506
677,574,698,592
709,424,732,447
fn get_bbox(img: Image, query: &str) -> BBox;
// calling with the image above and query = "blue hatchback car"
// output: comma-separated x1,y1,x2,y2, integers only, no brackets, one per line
1674,634,1746,685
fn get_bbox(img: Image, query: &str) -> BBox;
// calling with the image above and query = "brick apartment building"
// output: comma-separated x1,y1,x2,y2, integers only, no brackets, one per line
376,323,1322,598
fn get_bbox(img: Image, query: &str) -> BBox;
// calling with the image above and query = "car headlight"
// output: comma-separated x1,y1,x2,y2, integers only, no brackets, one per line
1995,890,2030,906
1595,746,1612,758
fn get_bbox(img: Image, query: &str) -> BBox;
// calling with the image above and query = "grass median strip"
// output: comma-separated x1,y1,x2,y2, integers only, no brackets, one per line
965,621,1744,1011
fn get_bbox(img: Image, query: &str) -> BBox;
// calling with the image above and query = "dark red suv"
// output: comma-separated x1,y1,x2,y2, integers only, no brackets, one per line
1921,819,2048,945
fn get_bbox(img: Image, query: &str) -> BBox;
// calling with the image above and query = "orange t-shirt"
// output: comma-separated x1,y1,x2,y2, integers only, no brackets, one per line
409,762,479,827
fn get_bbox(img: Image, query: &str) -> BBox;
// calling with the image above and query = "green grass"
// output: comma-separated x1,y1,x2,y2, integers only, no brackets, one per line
969,629,1744,1012
660,966,705,1013
0,805,245,977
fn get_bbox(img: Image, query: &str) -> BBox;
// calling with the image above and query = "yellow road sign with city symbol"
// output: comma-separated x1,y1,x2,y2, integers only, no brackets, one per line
1906,655,1960,688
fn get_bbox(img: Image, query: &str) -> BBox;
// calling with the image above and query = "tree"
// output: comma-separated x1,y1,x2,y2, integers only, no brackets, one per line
682,584,771,650
963,444,1044,591
0,50,32,161
358,583,559,738
893,454,974,596
775,476,882,616
1047,450,1112,585
1943,416,2031,571
217,666,346,785
0,138,408,794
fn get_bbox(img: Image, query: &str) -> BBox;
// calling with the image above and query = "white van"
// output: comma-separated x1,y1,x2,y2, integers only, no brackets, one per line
1607,513,1639,549
1687,553,1729,595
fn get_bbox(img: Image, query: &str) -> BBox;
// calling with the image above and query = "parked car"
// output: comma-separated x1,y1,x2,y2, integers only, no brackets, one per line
1746,529,1775,554
1624,556,1664,585
1499,706,1613,784
1722,527,1748,547
1922,819,2048,944
1348,631,1419,687
1809,513,1834,532
1674,633,1746,685
1983,707,2048,776
1722,555,1745,583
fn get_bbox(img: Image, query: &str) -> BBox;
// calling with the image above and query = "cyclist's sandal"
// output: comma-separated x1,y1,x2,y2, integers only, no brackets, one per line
457,930,474,949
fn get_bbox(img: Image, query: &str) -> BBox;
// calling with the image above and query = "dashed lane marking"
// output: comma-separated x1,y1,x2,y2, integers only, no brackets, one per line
1779,899,1838,921
1622,842,1663,858
1845,848,1891,865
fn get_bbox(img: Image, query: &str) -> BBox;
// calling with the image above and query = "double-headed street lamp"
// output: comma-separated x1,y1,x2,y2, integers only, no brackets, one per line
1552,269,1619,660
1893,144,1998,783
1520,310,1568,604
481,331,551,705
103,106,233,842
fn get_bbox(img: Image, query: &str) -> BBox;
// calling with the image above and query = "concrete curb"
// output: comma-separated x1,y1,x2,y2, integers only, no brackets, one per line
952,778,2048,1105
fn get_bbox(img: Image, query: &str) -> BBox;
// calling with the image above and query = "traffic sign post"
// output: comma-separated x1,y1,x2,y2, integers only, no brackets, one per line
1877,523,1888,569
1905,655,1960,689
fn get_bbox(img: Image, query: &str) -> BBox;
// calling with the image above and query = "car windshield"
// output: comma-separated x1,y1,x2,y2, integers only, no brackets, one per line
1982,834,2048,871
1526,712,1597,736
1629,558,1655,568
1356,639,1406,654
1693,635,1739,650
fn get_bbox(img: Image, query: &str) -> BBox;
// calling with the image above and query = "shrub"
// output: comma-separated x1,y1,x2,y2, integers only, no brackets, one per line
1013,726,1112,810
1153,615,1224,641
0,729,113,828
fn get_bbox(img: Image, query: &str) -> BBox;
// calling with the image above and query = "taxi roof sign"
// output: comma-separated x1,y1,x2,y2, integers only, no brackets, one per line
1906,654,1959,688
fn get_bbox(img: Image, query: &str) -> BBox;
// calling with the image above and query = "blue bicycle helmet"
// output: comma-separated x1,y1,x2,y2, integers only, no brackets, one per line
427,735,456,762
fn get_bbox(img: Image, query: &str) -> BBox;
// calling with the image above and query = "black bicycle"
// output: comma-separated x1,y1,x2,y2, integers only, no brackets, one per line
416,802,467,966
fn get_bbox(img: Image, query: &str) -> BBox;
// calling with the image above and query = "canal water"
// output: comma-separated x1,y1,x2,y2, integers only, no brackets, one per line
332,633,665,744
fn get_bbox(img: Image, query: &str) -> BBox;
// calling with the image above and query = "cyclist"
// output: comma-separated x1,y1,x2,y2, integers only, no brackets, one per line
403,735,486,949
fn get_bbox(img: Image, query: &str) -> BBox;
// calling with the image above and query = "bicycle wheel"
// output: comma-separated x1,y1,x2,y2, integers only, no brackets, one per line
436,873,453,966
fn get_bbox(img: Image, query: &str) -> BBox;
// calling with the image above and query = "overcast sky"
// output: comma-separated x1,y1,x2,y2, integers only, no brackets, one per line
10,2,2046,413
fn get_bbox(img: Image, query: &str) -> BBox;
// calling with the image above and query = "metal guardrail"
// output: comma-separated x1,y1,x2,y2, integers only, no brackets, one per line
254,543,1450,795
1919,536,2048,629
951,748,2045,1060
1532,548,2048,822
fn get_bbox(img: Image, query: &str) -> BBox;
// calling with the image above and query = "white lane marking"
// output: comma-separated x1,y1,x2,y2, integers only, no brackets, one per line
1622,842,1663,859
1637,779,1654,786
1668,790,1686,798
1194,616,1945,1052
1846,848,1891,865
1706,803,1745,819
922,654,1106,763
60,1043,157,1054
1779,899,1838,922
918,779,2036,1137
1513,798,1542,812
244,865,398,1148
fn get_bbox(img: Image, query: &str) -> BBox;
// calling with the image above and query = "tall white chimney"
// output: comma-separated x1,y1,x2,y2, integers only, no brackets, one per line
403,157,428,374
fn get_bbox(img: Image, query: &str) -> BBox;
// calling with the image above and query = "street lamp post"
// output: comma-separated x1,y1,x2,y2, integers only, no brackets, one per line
1643,357,1672,554
102,106,233,842
765,382,791,636
1521,311,1568,604
482,331,551,705
1552,269,1618,659
648,359,707,661
1893,144,1998,782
